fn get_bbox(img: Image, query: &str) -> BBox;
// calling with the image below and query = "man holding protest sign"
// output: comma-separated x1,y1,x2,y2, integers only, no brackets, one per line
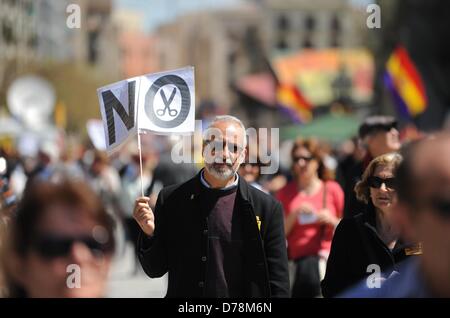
97,67,288,297
133,115,289,298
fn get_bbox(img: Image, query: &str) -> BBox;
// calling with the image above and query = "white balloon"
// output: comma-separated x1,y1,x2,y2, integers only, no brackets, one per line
7,75,55,130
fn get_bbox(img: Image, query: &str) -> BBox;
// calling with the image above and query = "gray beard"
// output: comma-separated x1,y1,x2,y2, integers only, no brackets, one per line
205,163,236,181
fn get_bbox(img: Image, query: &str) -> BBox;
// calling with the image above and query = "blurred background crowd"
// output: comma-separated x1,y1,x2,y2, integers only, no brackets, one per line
0,0,449,297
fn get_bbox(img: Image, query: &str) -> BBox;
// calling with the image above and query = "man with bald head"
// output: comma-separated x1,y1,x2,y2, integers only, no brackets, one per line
133,115,289,298
342,133,450,297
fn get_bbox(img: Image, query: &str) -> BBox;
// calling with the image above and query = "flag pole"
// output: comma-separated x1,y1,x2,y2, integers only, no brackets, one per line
137,131,144,197
136,76,144,198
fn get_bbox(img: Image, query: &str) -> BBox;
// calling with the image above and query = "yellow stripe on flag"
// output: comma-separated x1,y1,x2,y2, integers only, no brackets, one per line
387,55,427,116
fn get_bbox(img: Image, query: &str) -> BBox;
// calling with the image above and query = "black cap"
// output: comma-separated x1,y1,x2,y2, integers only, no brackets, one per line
359,116,398,139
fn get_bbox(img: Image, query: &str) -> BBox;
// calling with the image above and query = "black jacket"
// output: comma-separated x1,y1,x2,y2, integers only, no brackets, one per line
321,205,416,298
337,158,366,219
138,171,290,298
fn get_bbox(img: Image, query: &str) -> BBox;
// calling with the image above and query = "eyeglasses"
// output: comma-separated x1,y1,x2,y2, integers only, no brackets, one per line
31,234,114,259
204,140,243,154
367,176,397,190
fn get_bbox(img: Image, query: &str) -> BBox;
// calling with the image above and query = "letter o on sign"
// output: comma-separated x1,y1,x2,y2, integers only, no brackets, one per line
145,75,191,128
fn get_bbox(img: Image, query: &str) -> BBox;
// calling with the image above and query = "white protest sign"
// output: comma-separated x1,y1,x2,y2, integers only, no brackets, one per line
97,67,195,153
97,77,139,153
86,119,107,151
137,66,195,135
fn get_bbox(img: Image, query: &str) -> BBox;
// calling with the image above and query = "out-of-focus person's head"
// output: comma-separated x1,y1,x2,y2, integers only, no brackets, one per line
61,138,84,163
202,115,247,181
90,150,109,176
239,162,260,183
238,148,264,184
126,139,158,171
355,152,402,213
290,137,332,182
394,133,450,297
126,141,142,166
1,180,115,298
359,116,401,158
38,141,60,165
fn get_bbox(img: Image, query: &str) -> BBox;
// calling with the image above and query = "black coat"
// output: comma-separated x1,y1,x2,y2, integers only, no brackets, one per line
338,158,366,219
138,171,290,298
321,205,417,298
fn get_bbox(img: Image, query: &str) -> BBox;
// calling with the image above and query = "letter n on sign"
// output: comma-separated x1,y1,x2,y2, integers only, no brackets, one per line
97,78,139,153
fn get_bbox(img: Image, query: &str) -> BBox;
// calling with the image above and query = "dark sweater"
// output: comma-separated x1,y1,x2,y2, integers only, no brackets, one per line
199,183,244,297
137,170,290,298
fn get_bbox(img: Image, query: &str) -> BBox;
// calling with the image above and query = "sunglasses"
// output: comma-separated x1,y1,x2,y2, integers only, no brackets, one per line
31,234,114,259
367,176,397,190
240,162,260,168
293,156,313,164
204,140,243,154
380,123,397,131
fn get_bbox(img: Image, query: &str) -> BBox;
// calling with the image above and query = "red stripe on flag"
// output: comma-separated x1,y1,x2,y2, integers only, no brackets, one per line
394,46,427,99
291,85,312,111
277,83,313,123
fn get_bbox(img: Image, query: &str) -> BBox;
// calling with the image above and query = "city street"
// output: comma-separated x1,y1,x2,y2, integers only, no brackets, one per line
106,225,168,298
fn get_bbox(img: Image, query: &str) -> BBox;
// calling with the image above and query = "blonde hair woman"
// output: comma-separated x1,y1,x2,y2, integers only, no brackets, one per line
321,153,420,297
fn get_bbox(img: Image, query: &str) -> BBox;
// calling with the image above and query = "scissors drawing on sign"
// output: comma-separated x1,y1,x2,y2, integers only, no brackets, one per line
156,87,178,117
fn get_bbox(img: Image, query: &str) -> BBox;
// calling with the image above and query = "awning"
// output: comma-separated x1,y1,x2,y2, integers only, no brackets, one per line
280,113,360,144
235,72,277,106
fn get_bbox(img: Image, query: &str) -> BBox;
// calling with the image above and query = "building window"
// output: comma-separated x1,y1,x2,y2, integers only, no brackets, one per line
303,37,313,49
277,38,288,50
331,15,341,32
2,22,14,44
277,14,290,31
88,31,99,63
305,15,315,31
330,15,341,47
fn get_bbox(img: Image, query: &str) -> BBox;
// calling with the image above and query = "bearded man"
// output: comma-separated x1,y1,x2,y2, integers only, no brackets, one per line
133,115,289,298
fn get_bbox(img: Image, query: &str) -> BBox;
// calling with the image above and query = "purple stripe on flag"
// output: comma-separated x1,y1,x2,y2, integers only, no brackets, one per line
383,72,411,120
278,104,302,124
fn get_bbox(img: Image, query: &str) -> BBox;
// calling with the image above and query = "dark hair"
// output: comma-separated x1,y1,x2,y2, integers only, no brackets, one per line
359,116,398,139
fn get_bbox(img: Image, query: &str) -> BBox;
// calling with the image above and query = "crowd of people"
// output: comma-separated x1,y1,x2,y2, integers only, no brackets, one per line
0,114,449,298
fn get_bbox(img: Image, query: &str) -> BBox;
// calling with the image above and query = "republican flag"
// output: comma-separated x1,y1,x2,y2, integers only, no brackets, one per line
384,46,427,119
276,83,313,124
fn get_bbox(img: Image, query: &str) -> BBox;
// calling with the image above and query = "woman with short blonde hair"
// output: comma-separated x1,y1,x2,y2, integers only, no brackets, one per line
321,152,420,297
354,152,402,204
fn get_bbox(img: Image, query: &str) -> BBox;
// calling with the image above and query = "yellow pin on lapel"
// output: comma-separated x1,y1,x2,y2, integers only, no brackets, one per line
256,216,261,231
405,242,423,256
